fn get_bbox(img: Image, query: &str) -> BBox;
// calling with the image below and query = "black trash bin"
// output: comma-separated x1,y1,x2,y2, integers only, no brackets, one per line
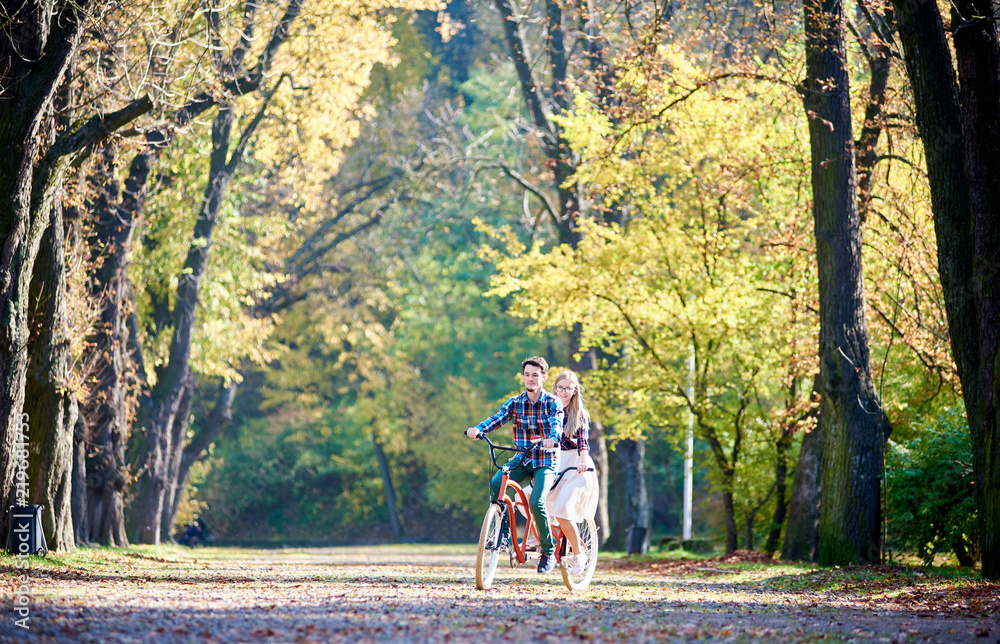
5,505,48,557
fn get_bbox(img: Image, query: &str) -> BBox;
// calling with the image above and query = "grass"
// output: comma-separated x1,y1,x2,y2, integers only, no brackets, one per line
0,544,195,581
760,564,983,593
600,547,718,561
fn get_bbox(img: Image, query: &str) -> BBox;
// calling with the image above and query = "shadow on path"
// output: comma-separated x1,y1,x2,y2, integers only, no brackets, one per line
2,546,996,643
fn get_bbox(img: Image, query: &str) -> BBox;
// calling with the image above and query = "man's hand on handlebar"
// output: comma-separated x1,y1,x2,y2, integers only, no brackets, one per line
541,438,556,449
466,427,482,439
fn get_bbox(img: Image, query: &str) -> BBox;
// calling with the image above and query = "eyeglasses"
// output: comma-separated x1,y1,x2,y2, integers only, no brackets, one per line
554,385,575,393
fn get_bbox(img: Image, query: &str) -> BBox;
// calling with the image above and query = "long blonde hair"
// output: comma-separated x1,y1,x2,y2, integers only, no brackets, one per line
554,370,589,436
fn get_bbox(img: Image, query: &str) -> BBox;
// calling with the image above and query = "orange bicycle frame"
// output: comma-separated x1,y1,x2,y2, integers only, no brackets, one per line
494,468,563,565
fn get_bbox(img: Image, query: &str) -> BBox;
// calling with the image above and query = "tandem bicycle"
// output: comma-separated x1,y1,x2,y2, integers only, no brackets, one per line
472,433,598,591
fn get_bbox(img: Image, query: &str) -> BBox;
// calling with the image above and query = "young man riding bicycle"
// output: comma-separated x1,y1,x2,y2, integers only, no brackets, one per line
466,356,563,573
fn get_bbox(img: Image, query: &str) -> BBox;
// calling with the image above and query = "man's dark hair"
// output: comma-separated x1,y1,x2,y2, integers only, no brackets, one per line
521,356,549,374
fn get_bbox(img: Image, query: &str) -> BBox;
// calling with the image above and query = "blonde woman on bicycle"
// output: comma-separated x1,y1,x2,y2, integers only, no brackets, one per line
549,370,598,575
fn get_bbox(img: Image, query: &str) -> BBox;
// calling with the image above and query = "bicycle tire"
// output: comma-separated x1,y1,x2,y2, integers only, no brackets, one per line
476,504,504,590
561,517,598,590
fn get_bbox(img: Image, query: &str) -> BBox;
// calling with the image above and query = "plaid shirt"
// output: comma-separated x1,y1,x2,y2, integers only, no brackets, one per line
559,411,591,454
476,390,564,468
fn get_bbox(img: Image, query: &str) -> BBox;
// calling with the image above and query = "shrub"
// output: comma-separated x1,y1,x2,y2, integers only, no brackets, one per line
886,408,978,566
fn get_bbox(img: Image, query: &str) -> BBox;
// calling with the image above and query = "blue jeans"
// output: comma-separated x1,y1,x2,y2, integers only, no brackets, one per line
490,461,557,555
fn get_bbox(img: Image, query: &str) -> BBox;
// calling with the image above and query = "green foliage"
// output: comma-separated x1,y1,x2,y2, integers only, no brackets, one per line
194,51,561,539
200,407,386,540
132,132,285,385
886,408,978,566
480,49,819,549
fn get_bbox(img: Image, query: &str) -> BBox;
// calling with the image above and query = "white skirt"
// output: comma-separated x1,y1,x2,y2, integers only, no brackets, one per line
524,449,599,522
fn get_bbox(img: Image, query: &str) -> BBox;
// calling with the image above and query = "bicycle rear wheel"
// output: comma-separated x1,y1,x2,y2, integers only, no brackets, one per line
476,504,505,589
561,517,598,590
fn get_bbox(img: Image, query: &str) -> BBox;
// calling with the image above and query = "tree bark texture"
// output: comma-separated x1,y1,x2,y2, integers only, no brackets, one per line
0,0,88,544
763,427,793,554
613,438,648,553
854,7,893,220
165,381,236,538
160,380,194,542
704,427,739,554
802,0,890,566
80,145,136,547
951,0,1000,581
23,201,77,551
373,434,402,539
780,377,822,559
782,424,822,561
891,0,1000,580
71,415,89,544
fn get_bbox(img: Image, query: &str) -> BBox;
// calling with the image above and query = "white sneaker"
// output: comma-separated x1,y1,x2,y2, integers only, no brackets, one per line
571,553,588,576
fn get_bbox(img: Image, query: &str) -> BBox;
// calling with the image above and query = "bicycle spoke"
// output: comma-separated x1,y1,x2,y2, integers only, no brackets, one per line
561,517,598,591
476,505,504,590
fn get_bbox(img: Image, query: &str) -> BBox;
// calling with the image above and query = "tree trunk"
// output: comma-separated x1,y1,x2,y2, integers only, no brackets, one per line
782,424,822,561
128,107,239,545
166,381,236,537
373,434,402,539
701,401,743,554
855,6,894,221
890,0,1000,580
129,93,271,543
0,0,88,544
744,511,754,551
71,415,89,545
160,380,194,542
720,470,738,554
23,202,77,551
81,144,136,547
744,483,777,552
120,1,302,545
607,439,649,552
763,427,792,555
0,5,148,546
585,416,611,544
950,0,1000,581
802,0,890,566
617,438,648,554
494,0,631,548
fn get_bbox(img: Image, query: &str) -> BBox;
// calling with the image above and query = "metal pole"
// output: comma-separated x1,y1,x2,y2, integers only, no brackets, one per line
683,349,694,541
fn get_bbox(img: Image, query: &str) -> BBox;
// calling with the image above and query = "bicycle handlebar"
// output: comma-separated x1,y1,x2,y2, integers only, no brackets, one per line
471,433,532,470
471,432,596,475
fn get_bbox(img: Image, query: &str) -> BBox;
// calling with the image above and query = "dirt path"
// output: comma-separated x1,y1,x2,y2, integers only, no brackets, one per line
2,545,997,642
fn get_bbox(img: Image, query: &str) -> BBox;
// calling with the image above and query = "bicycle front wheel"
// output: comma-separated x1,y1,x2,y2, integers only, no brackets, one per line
561,516,598,590
476,503,504,590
